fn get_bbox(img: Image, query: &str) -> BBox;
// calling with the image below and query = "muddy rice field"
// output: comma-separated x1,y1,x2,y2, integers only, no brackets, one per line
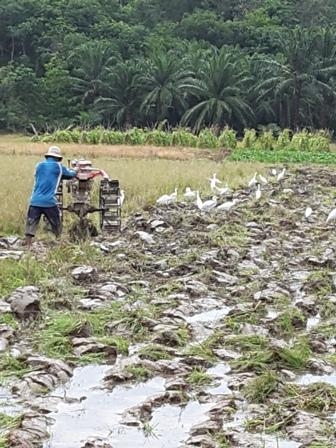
2,166,336,447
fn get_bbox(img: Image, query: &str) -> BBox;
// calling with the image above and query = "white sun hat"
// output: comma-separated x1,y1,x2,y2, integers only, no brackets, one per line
44,146,63,159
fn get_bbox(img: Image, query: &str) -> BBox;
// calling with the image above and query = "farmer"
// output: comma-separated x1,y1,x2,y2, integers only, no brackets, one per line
24,146,78,248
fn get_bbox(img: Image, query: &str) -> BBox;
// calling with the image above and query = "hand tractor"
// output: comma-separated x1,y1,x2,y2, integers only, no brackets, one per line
52,159,122,239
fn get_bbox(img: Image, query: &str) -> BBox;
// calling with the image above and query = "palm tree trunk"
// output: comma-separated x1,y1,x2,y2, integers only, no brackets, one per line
292,74,301,130
124,109,132,129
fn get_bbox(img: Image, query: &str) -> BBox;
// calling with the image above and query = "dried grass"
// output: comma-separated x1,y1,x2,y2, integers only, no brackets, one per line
0,134,264,234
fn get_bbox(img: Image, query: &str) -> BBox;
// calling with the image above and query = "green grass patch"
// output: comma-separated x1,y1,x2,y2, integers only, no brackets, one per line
76,353,106,365
286,382,336,413
225,335,269,352
231,349,274,373
34,299,159,360
0,355,30,384
96,336,129,355
0,413,21,431
0,436,8,448
209,223,248,248
243,370,280,402
125,365,151,381
229,148,336,164
304,270,332,298
184,342,217,363
0,258,50,296
276,307,306,336
138,344,173,361
186,367,213,387
231,337,311,373
0,314,18,328
276,338,311,370
175,326,191,347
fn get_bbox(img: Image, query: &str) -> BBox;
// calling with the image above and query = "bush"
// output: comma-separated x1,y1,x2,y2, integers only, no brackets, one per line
32,127,332,153
218,127,237,148
171,128,198,147
239,128,258,149
197,129,219,148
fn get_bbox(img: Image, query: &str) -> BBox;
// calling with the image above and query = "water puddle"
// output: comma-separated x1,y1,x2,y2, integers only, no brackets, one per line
0,386,22,416
185,306,231,324
295,372,336,386
44,365,211,448
222,405,300,447
185,307,231,343
206,363,232,395
44,365,165,447
255,434,301,448
113,402,212,448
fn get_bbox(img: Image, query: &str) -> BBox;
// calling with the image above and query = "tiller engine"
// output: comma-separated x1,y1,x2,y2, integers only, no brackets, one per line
55,159,122,238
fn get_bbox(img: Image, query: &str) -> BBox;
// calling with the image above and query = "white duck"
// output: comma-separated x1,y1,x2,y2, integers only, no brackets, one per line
305,207,312,219
156,187,177,205
248,172,258,188
217,199,239,211
258,174,268,185
184,187,197,200
271,168,277,176
119,190,125,206
170,187,178,202
277,168,286,182
255,184,262,201
214,184,231,196
208,173,222,192
196,191,217,212
326,208,336,224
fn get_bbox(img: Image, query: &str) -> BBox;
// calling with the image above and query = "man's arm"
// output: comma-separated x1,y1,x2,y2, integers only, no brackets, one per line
61,165,78,180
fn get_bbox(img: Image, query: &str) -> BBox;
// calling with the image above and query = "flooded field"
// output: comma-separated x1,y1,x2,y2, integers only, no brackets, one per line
1,166,336,447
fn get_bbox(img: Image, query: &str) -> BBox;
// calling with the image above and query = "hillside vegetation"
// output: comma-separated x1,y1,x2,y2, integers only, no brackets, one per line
1,0,336,133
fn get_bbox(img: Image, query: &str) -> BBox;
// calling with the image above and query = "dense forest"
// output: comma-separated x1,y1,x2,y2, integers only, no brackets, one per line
1,0,336,133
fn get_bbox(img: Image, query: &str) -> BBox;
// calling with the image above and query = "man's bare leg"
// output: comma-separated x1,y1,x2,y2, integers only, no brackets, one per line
23,234,33,249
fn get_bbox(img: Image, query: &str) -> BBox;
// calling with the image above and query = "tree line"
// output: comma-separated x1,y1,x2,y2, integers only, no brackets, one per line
1,0,336,134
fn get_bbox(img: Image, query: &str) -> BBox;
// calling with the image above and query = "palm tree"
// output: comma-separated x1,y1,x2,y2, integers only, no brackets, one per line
254,27,336,130
95,60,142,128
139,52,196,125
68,41,118,107
182,49,254,131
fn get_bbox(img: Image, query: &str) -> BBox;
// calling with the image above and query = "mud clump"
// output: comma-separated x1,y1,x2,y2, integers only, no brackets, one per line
8,286,41,320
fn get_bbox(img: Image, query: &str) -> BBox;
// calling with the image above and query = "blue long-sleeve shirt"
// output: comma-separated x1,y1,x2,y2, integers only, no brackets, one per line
30,157,77,207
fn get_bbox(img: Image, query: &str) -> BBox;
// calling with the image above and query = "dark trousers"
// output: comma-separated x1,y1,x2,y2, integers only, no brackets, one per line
25,205,61,237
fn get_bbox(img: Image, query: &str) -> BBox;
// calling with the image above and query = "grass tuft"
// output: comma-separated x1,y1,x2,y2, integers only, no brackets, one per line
243,370,280,402
186,367,213,387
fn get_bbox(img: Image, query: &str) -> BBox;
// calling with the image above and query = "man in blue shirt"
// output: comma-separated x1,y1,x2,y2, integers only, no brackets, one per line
24,146,78,248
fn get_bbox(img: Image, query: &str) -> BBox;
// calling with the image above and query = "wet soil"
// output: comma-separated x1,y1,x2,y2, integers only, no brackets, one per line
2,166,336,447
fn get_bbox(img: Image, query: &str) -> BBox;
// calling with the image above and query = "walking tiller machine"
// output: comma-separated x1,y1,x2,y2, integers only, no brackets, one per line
54,159,122,239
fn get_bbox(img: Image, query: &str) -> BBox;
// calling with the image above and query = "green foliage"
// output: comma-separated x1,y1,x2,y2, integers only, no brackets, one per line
276,307,306,336
218,127,237,148
138,344,173,361
0,413,21,431
286,382,336,413
186,367,213,386
276,338,311,370
0,258,50,296
243,370,280,402
184,342,217,362
240,129,258,149
2,0,336,133
0,355,30,384
125,365,151,381
33,127,332,158
230,149,336,165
